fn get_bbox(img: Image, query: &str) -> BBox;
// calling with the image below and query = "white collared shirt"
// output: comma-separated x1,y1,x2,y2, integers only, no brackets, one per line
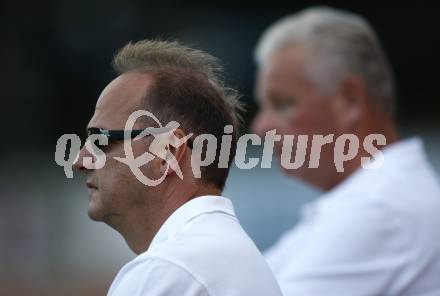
108,195,282,296
265,137,440,296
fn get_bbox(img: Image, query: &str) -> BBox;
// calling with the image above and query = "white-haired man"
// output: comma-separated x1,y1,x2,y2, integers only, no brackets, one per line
253,6,440,295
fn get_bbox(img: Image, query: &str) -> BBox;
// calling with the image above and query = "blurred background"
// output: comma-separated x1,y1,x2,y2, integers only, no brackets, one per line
1,0,439,295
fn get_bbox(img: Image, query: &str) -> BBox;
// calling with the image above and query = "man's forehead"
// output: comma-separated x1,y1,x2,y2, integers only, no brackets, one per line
89,71,153,129
263,46,306,79
257,46,308,93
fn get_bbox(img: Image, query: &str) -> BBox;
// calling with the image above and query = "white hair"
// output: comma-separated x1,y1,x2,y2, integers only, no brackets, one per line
255,6,396,115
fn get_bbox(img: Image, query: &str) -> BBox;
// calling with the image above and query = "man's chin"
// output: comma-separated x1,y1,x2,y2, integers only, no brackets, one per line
274,155,306,179
279,164,315,184
87,190,103,220
87,197,106,221
280,165,305,178
88,200,119,224
87,207,105,221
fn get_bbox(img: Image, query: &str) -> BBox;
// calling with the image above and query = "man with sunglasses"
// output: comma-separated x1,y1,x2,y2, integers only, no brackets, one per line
73,40,281,296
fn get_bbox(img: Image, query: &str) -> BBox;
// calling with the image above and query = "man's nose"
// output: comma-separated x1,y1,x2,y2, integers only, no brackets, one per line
251,111,277,137
73,146,91,173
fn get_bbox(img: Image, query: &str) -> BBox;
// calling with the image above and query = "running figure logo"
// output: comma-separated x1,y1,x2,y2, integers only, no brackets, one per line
114,110,193,186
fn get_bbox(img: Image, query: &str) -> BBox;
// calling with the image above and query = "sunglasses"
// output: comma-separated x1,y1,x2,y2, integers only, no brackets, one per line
86,127,193,150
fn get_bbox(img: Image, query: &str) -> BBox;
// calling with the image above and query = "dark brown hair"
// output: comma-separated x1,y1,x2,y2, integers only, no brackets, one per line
112,39,243,190
146,68,241,190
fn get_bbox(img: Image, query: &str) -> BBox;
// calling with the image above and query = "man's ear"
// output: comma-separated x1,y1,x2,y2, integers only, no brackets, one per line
159,128,188,177
332,75,368,129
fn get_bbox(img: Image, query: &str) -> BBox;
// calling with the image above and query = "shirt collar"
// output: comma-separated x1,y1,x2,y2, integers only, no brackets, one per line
376,136,426,166
148,195,236,251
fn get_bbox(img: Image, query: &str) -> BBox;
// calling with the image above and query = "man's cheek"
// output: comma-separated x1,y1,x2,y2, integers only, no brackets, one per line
96,163,121,192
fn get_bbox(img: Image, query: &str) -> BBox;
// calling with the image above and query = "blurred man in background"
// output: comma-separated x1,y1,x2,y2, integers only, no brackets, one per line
73,40,282,296
253,6,440,295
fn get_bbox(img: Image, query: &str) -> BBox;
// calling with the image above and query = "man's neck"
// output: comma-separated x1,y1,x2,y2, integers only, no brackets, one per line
324,117,399,191
121,181,222,254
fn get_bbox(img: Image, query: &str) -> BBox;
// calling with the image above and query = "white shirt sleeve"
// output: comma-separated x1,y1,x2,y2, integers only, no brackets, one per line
108,256,210,296
267,202,413,296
